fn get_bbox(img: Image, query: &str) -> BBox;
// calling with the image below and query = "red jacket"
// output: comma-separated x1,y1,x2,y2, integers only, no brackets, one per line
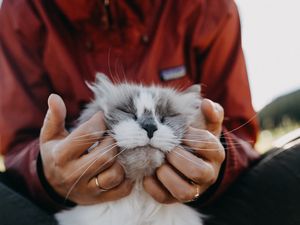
0,0,259,211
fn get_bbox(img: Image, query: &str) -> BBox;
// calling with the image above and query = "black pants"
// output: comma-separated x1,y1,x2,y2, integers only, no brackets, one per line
1,143,300,225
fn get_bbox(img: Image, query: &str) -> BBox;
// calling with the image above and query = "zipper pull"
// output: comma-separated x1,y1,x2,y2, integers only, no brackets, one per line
102,0,112,28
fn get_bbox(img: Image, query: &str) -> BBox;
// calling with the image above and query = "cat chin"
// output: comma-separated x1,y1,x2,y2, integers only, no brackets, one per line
117,146,166,181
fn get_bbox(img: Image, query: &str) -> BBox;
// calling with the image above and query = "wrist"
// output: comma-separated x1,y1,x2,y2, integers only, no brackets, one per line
36,153,77,210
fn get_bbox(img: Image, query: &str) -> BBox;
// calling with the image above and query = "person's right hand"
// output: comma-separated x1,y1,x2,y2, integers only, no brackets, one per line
39,94,132,205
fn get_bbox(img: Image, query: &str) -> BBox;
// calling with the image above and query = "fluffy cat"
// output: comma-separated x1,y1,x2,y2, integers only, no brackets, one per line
55,73,205,225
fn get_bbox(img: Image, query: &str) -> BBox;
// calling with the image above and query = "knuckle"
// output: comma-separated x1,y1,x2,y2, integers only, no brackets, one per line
157,164,168,176
120,182,132,197
106,170,124,187
59,171,74,187
211,176,218,185
99,151,114,165
155,193,169,204
189,167,203,183
176,189,194,202
207,175,217,186
53,154,64,168
206,168,217,185
218,147,226,162
212,144,225,163
84,124,99,139
100,154,111,164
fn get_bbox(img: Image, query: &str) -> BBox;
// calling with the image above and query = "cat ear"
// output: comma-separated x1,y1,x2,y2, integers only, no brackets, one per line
86,72,115,95
95,72,113,85
184,84,201,95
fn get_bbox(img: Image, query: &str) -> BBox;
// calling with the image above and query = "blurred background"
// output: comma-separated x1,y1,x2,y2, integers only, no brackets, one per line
0,0,299,171
235,0,300,152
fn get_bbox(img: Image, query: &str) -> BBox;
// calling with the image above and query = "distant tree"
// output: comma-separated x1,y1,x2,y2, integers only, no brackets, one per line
259,89,300,130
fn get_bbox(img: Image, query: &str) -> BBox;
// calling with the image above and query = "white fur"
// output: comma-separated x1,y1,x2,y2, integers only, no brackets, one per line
150,123,179,152
56,183,203,225
113,120,149,149
135,91,155,116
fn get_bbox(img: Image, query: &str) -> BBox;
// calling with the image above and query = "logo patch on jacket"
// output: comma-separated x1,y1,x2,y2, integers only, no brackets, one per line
160,65,186,81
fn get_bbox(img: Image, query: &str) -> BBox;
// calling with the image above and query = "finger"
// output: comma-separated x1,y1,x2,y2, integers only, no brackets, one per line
94,162,125,190
183,127,225,163
166,147,216,185
73,137,118,177
59,112,107,159
86,179,133,205
201,99,224,136
156,164,204,202
183,127,217,149
40,94,68,143
143,176,177,204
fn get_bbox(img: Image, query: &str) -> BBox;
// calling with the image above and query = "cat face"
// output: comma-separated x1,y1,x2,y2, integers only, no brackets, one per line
80,74,203,180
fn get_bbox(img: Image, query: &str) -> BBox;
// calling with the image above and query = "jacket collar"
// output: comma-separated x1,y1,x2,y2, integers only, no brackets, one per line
54,0,152,23
55,0,100,22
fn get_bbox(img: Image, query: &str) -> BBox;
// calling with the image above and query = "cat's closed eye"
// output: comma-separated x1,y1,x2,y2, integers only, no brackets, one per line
159,113,180,124
116,106,137,120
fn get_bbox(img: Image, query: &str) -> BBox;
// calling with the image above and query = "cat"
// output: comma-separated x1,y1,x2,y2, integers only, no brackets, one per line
55,73,205,225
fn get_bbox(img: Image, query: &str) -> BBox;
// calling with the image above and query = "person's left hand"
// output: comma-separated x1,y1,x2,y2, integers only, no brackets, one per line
143,99,225,203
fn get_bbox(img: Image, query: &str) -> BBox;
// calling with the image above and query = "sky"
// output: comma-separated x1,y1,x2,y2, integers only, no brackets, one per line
235,0,300,110
1,0,299,110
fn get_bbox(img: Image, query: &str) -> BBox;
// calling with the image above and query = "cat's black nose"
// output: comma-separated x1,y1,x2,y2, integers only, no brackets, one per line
141,124,157,139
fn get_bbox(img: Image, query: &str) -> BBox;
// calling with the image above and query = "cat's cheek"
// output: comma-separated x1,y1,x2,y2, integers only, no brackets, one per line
113,120,148,148
151,125,179,152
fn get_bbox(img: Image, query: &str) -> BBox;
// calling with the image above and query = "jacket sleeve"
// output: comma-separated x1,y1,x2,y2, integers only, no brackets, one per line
191,0,260,205
0,1,67,212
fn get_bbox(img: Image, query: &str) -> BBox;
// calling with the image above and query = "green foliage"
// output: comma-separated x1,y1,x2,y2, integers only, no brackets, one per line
259,89,300,130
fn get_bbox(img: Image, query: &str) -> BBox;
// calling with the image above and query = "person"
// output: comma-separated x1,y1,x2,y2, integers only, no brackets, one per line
0,1,299,225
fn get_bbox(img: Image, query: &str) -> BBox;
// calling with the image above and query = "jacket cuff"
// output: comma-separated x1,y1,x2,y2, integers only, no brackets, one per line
36,152,76,210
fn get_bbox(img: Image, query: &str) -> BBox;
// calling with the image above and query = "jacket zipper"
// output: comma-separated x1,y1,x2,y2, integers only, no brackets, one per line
103,0,113,28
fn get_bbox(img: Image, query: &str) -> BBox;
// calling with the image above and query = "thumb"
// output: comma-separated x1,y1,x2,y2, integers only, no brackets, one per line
201,99,224,137
40,94,68,143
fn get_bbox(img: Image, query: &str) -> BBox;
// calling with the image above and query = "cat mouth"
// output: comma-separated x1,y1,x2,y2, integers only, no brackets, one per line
147,144,165,153
118,143,165,154
135,144,165,153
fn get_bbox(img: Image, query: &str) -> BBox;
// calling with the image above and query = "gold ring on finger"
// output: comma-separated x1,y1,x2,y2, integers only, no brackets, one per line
185,182,201,203
95,175,109,192
193,184,201,200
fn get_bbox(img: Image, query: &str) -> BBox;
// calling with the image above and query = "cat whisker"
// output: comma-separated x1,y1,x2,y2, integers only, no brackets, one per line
154,137,253,147
183,146,226,152
182,136,255,145
107,47,113,80
114,57,121,82
63,139,129,184
184,132,252,140
70,130,112,141
64,143,128,202
172,148,207,168
179,138,254,145
120,61,127,79
64,142,119,182
72,136,111,143
222,114,257,135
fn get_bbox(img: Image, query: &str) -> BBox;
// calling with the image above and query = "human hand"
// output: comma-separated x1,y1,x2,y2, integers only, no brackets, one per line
143,99,225,203
40,94,132,205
